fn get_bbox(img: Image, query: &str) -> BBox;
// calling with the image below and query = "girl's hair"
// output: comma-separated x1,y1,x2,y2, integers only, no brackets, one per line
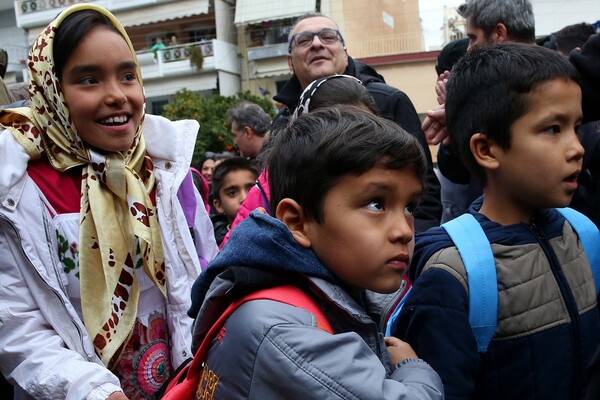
54,9,120,79
293,74,379,118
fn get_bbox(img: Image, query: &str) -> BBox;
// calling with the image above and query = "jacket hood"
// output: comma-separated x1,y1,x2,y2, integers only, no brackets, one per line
188,210,337,317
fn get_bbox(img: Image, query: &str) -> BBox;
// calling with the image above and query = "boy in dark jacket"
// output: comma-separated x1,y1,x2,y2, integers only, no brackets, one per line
391,42,600,400
187,107,444,399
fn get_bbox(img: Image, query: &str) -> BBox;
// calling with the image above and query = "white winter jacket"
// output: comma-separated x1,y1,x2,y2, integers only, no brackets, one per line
0,114,218,399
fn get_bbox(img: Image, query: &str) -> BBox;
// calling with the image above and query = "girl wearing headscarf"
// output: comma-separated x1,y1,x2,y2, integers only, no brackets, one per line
0,4,217,399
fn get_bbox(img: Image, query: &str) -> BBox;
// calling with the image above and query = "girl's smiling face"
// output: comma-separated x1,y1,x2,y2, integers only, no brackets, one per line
61,25,144,152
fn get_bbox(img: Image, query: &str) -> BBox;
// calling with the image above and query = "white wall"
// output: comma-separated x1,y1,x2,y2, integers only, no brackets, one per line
532,0,600,35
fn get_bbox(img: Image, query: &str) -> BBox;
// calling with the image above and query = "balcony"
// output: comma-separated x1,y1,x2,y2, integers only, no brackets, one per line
247,43,287,61
15,0,204,29
137,39,240,97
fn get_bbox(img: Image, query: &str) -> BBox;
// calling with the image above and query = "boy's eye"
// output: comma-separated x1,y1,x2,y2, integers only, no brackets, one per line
544,125,561,134
365,200,384,212
226,190,238,198
404,204,415,215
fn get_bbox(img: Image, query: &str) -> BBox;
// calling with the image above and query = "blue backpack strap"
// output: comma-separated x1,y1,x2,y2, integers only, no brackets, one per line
385,285,411,336
442,214,498,353
556,207,600,294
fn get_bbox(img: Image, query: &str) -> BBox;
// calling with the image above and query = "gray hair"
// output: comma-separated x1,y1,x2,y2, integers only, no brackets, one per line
226,101,271,137
287,12,346,50
459,0,535,43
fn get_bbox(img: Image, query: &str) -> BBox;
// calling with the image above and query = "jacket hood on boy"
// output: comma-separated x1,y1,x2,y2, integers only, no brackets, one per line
188,210,337,318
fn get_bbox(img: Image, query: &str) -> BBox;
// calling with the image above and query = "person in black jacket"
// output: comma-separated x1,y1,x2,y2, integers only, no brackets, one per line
272,12,442,232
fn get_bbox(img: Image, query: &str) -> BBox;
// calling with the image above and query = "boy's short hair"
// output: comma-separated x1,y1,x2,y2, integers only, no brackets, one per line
446,42,578,185
211,157,259,201
267,106,427,223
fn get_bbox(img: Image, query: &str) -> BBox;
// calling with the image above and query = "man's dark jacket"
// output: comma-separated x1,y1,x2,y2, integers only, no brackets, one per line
273,57,442,231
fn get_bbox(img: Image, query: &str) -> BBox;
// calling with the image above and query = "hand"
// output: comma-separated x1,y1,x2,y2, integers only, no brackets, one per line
435,71,451,105
422,105,450,145
107,392,128,400
384,336,418,366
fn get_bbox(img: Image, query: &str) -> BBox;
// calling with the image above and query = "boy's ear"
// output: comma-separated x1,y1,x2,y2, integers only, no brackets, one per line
470,132,500,171
275,198,312,248
213,198,224,214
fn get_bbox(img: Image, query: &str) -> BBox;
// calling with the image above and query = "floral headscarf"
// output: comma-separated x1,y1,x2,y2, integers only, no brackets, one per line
0,3,166,367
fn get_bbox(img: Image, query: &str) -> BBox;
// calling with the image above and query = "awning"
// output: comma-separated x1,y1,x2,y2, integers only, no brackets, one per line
116,0,210,28
234,0,316,26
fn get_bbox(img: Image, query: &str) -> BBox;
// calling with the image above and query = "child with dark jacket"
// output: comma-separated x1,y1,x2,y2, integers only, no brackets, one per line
187,106,444,399
391,42,600,400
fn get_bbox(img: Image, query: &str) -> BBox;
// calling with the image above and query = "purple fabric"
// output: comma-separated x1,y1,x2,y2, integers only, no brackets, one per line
177,170,197,229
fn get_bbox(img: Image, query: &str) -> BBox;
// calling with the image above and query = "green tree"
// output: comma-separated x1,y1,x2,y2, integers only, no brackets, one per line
162,90,276,165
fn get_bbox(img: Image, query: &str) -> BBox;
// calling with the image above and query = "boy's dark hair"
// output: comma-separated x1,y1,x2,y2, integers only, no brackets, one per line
553,22,596,55
268,106,426,223
446,42,579,185
54,9,120,80
211,157,259,201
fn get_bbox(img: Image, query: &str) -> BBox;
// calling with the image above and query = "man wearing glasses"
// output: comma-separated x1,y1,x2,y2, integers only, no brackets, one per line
273,13,442,232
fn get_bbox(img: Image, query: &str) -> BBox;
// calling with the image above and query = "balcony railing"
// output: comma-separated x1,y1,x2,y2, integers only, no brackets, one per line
17,0,84,14
14,0,178,28
137,40,238,80
247,43,287,61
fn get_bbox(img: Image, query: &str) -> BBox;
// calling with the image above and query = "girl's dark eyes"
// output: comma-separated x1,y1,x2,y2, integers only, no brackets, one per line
122,72,136,82
78,77,98,85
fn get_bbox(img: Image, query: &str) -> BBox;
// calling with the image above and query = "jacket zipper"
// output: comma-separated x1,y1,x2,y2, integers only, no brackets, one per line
1,213,93,361
528,219,582,396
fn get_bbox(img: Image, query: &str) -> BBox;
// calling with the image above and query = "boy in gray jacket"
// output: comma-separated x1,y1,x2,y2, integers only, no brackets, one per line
187,106,444,399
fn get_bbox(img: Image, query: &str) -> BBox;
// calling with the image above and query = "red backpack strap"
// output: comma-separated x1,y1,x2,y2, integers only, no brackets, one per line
160,285,332,399
242,285,333,333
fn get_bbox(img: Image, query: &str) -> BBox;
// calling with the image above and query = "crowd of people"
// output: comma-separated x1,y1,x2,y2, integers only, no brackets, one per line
0,1,599,399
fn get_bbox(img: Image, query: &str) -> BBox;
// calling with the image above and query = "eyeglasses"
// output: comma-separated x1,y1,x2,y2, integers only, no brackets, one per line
288,28,343,53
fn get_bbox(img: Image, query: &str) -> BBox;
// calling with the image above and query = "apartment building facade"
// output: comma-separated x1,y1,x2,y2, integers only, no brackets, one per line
13,0,241,114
